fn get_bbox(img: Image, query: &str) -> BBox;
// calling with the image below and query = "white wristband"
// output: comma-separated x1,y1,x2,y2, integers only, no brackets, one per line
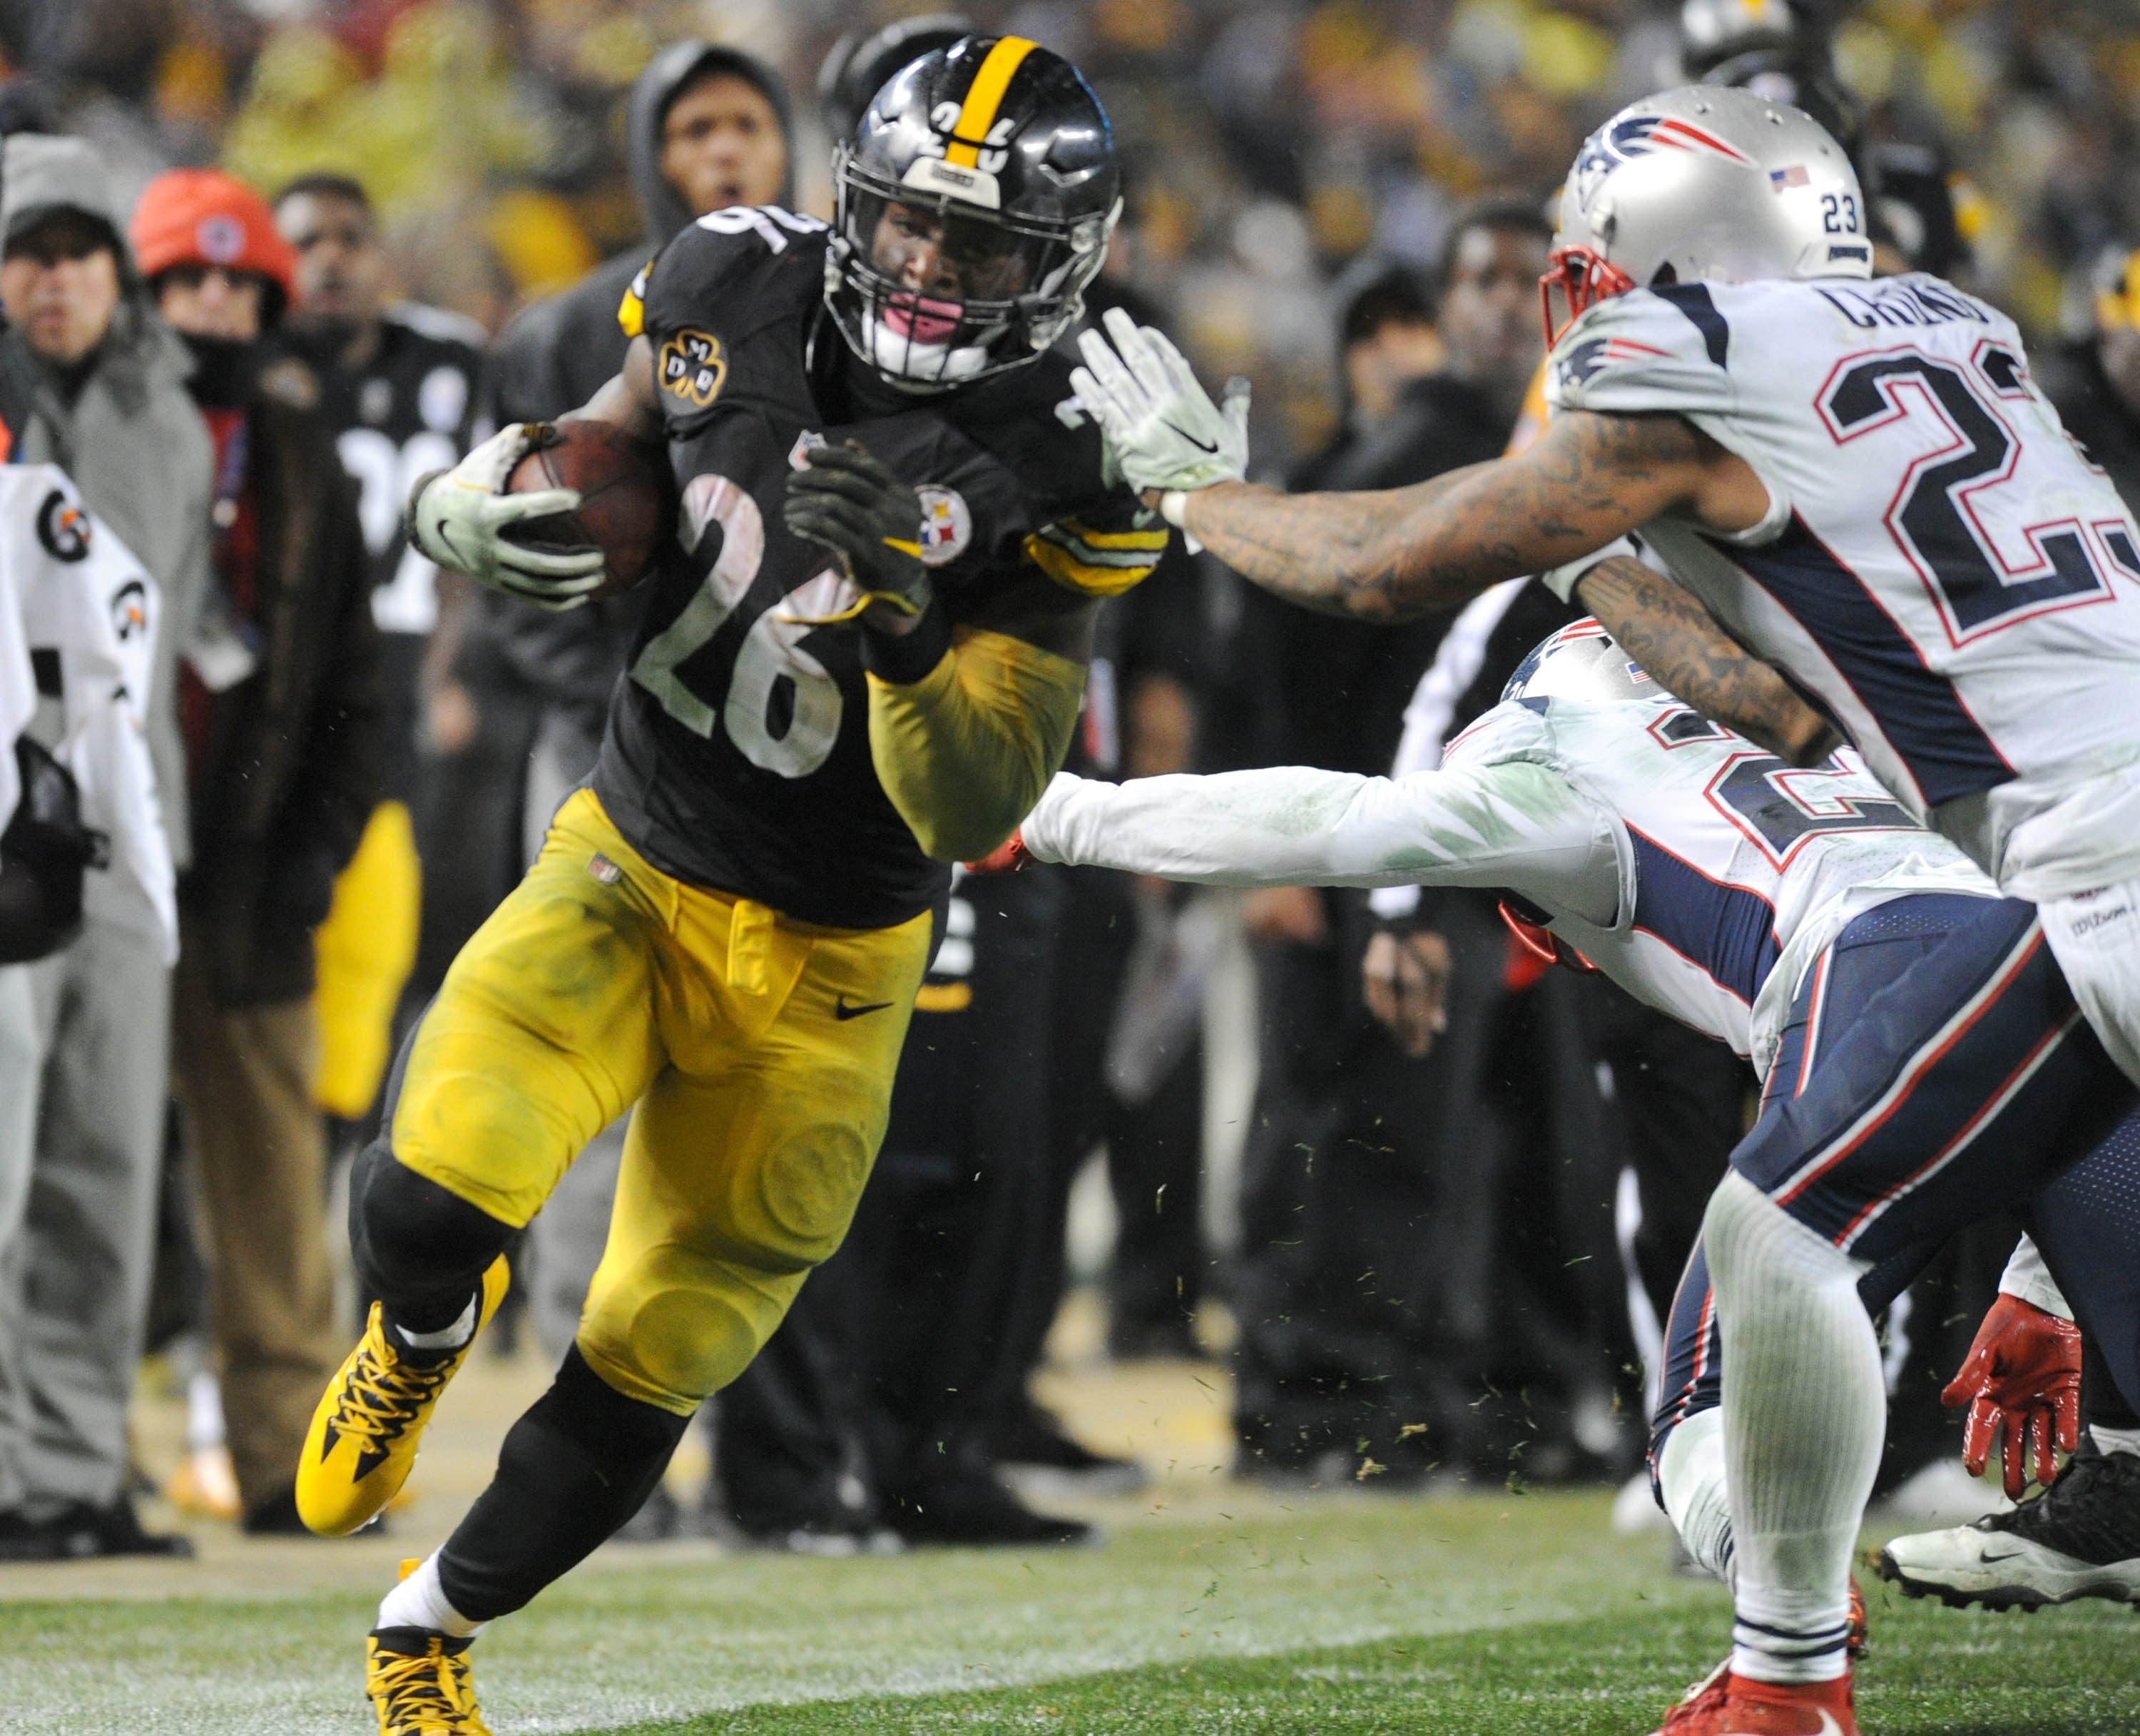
1158,489,1188,529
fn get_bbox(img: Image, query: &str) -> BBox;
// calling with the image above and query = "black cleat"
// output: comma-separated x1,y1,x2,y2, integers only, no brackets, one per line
1875,1441,2140,1610
996,1403,1148,1496
883,1465,1098,1548
0,1497,195,1561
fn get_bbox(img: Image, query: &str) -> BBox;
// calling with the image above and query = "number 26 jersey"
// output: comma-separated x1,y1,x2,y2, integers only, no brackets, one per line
1549,272,2140,902
592,207,1166,929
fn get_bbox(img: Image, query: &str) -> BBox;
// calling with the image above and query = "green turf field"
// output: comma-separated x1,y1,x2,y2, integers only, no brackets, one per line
1,1489,2130,1735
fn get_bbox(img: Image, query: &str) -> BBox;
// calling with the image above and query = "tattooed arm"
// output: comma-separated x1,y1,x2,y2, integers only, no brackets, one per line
1174,409,1769,621
1574,556,1843,768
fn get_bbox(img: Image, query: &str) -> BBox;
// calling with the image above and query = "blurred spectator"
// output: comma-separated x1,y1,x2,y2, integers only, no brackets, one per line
0,133,210,1561
2043,245,2140,516
827,862,1100,1546
1223,206,1554,1485
273,171,484,1136
133,166,383,1534
817,13,972,143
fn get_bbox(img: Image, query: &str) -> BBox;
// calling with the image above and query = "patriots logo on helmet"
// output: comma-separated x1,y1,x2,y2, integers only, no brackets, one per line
1572,111,1758,206
1501,618,1612,702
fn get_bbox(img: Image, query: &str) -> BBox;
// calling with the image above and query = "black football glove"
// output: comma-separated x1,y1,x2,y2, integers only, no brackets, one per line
780,441,932,631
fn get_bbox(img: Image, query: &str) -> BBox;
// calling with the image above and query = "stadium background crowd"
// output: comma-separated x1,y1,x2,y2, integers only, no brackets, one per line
1,0,2137,1559
16,0,2140,462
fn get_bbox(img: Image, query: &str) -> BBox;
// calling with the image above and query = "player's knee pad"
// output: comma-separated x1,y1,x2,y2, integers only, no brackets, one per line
350,1135,515,1315
577,1245,802,1414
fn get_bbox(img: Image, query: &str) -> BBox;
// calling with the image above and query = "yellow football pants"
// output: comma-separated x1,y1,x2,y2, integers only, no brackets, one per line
312,800,422,1120
390,787,932,1414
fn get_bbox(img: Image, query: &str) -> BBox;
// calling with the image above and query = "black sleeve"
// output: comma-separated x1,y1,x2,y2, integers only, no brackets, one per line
486,299,574,429
290,456,387,877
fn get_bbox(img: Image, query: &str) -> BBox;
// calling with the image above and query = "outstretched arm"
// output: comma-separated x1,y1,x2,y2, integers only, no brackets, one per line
1173,409,1733,621
1021,761,1621,926
1573,555,1843,768
1070,311,1768,622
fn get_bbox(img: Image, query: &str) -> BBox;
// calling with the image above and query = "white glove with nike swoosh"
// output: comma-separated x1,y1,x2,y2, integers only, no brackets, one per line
1071,307,1250,516
406,423,608,611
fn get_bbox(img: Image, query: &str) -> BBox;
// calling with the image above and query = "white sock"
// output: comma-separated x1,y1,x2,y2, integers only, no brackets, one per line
393,1293,478,1354
1706,1173,1881,1687
2092,1424,2140,1459
185,1369,227,1454
376,1552,484,1640
1658,1407,1737,1586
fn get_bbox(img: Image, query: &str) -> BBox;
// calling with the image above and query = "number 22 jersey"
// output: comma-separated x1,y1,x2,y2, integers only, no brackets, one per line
592,207,1166,929
1549,272,2140,902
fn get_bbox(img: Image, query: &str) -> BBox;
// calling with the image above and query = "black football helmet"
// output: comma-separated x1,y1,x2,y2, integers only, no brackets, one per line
825,35,1121,390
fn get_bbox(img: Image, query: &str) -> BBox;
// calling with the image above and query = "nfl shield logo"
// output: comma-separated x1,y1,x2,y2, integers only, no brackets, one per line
916,485,972,568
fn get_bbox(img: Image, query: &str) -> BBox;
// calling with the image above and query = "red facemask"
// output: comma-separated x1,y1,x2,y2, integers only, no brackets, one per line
1538,244,1635,349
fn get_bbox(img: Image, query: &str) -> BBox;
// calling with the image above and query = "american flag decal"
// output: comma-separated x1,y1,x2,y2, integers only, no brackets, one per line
1770,165,1810,190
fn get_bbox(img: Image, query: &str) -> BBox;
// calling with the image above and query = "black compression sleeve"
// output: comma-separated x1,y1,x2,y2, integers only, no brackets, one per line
437,1347,694,1621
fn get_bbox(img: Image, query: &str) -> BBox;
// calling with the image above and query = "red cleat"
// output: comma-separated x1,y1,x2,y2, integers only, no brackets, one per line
1653,1667,1858,1735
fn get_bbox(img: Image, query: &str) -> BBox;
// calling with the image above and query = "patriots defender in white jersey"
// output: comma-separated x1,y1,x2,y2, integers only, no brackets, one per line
1029,617,1984,1073
1063,81,2140,1736
1013,624,2140,1735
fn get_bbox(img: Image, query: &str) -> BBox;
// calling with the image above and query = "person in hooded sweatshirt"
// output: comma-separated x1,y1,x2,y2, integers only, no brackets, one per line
129,167,383,1536
0,133,210,1561
482,41,791,796
474,41,840,1548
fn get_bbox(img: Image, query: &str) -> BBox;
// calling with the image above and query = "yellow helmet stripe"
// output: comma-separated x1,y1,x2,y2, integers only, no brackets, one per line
944,36,1038,169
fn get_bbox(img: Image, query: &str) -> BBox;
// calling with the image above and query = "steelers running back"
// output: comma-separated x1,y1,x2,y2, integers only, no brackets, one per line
291,38,1166,1731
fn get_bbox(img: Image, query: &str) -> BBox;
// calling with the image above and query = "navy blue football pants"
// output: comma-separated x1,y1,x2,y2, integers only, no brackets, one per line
1653,892,2140,1475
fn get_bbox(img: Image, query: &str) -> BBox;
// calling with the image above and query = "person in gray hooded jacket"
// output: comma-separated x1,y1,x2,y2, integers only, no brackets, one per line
479,39,793,769
0,132,213,1560
461,42,833,1547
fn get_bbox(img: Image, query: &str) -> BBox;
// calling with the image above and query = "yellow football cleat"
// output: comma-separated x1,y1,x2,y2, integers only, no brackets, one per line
366,1628,492,1736
298,1256,509,1536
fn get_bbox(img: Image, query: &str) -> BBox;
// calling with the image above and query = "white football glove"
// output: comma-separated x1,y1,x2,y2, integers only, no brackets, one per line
1070,307,1250,504
406,423,607,611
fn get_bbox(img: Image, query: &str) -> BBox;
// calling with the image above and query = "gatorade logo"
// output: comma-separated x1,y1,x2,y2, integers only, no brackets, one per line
36,490,91,562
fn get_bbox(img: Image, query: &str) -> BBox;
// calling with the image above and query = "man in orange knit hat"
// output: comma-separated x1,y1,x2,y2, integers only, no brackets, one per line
130,168,383,1535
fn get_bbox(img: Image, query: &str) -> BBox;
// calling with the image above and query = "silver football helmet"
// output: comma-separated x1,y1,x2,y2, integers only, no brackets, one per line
1543,83,1868,344
1502,619,1662,708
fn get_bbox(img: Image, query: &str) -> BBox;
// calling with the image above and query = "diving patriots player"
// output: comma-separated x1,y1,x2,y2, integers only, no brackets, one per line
1011,623,2140,1735
290,37,1166,1733
1066,84,2140,1736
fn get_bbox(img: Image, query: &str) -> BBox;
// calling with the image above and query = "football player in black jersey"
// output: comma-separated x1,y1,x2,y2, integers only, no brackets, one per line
274,172,486,1130
292,37,1168,1730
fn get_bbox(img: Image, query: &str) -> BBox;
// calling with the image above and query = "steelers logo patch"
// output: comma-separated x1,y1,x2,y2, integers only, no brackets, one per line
916,485,972,568
659,329,728,409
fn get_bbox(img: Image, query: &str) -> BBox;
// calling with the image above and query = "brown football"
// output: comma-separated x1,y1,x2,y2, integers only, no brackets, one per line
504,422,672,601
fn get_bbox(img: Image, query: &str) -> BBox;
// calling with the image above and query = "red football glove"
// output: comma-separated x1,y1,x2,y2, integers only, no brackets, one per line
1940,1293,2083,1498
962,829,1029,875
